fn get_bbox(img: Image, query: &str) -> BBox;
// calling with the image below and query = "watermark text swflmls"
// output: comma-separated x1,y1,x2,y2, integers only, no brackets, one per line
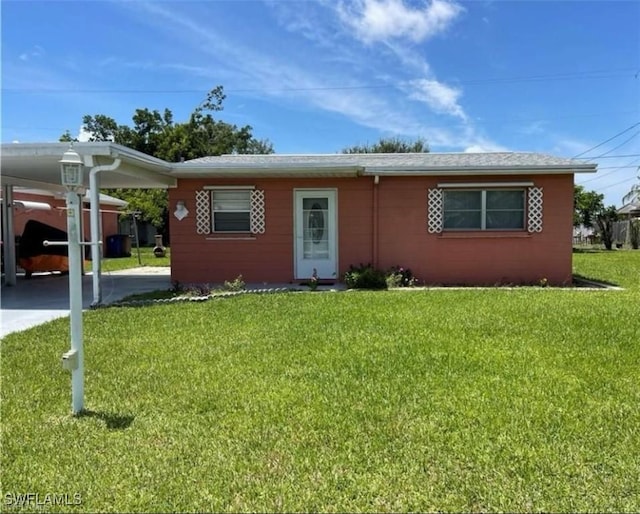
4,493,82,508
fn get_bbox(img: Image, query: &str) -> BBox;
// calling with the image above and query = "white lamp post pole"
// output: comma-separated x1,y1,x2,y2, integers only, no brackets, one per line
60,146,85,415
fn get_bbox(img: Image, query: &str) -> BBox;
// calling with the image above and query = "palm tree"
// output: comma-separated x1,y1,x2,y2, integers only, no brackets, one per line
621,167,640,248
621,166,640,207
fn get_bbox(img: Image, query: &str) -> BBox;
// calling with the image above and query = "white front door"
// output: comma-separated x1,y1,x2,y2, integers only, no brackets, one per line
294,189,337,280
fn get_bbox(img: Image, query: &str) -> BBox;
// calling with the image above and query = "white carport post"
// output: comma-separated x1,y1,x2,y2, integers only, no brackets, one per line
88,158,121,307
89,170,102,306
1,184,17,286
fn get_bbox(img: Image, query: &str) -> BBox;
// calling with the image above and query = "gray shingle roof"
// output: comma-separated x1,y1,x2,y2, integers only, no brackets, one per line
183,152,594,171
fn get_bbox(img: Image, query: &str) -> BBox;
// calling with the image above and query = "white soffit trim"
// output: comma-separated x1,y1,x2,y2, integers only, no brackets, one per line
170,166,361,178
203,185,255,190
364,167,596,176
437,181,535,188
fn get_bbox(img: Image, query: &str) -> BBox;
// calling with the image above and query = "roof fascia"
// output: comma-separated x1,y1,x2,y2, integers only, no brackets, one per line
169,164,362,178
362,165,597,176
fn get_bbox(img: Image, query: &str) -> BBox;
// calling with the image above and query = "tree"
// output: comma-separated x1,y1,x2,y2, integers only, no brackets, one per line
342,137,429,154
573,185,604,228
61,86,274,240
595,205,620,250
622,168,639,207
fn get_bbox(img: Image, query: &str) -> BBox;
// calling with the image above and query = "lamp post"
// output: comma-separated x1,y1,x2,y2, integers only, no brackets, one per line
59,146,85,415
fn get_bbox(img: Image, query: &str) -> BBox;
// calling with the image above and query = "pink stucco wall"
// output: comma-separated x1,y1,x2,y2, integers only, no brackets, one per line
169,174,574,286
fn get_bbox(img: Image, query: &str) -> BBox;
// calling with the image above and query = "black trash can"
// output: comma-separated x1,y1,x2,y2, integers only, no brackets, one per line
105,234,131,258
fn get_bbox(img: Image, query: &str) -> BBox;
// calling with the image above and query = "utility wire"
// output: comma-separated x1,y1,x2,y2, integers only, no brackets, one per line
572,122,640,158
574,154,640,160
590,130,640,159
6,109,638,133
1,67,637,95
580,158,640,183
595,175,638,191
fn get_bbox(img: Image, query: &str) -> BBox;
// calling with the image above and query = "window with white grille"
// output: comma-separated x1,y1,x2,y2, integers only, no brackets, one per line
195,188,265,235
443,189,525,230
427,185,544,234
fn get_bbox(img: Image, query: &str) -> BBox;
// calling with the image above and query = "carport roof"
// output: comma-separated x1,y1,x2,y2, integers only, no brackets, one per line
1,142,176,191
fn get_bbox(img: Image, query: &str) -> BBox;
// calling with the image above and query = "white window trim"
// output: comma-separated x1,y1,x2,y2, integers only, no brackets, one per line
438,181,534,188
443,188,526,231
203,185,255,190
211,188,252,234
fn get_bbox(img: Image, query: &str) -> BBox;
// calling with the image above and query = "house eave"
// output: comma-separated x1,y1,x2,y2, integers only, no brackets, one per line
361,165,597,176
169,164,362,178
169,164,597,179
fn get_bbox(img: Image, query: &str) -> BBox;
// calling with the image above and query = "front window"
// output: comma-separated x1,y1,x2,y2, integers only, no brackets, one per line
211,190,251,232
443,189,525,230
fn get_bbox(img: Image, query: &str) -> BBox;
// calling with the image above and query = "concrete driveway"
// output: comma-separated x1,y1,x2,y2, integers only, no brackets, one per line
1,267,171,338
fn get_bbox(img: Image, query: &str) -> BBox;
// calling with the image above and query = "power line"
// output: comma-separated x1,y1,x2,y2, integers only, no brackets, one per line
5,109,639,134
1,67,637,95
595,175,637,191
572,122,640,158
575,153,640,160
580,158,640,183
590,130,640,159
596,164,640,170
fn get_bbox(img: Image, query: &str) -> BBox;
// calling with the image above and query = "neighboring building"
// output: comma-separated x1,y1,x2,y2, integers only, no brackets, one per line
167,152,596,286
615,202,640,247
617,202,640,220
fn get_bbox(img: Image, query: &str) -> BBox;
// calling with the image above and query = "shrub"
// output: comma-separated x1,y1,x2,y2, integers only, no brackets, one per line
386,266,418,288
630,219,640,250
344,264,387,289
308,268,319,291
223,274,246,291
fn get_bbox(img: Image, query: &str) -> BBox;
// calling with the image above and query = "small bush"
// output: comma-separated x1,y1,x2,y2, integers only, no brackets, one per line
344,264,387,289
630,219,640,249
223,274,246,291
386,266,418,288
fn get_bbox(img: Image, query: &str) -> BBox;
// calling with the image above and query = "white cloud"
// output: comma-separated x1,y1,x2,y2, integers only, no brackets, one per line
463,143,509,153
337,0,464,44
18,45,44,61
407,79,467,121
77,126,102,142
119,1,504,153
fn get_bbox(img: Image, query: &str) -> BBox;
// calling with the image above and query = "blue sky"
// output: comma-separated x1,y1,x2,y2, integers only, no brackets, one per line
2,0,639,206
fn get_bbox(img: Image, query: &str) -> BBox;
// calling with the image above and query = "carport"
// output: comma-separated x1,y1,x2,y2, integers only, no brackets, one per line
1,142,175,304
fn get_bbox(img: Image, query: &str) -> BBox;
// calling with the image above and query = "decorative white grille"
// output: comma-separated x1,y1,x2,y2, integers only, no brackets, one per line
427,188,444,233
527,186,543,233
195,190,211,235
250,190,266,234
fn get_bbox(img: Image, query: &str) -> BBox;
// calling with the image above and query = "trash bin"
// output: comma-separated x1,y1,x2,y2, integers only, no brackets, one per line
105,234,131,258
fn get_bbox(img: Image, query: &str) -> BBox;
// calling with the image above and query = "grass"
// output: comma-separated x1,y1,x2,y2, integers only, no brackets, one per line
86,246,170,273
2,249,639,512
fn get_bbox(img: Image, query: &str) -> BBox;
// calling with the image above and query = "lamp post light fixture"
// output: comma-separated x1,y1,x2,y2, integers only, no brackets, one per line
60,146,84,191
59,145,86,415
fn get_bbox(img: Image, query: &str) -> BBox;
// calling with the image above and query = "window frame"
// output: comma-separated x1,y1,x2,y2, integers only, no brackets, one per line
443,188,526,231
209,187,253,234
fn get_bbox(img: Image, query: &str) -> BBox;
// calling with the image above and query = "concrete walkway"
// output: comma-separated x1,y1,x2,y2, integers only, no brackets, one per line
1,267,171,338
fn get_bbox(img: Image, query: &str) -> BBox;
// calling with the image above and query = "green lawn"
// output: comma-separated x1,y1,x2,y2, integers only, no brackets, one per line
2,250,639,512
87,246,170,273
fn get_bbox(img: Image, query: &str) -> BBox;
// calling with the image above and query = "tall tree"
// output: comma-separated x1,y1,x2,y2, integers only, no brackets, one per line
342,137,429,154
595,205,620,250
574,185,604,228
61,86,273,239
